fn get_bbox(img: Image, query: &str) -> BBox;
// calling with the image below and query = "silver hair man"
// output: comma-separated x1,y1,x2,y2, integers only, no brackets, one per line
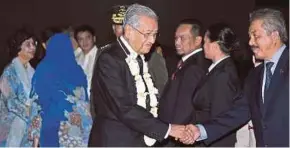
123,4,158,29
122,3,160,55
250,8,288,43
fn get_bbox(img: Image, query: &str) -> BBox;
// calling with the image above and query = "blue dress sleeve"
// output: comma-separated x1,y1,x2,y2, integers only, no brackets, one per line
2,70,29,122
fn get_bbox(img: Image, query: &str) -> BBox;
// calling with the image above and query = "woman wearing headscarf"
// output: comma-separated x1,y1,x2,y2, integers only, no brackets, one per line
0,28,39,147
30,33,92,147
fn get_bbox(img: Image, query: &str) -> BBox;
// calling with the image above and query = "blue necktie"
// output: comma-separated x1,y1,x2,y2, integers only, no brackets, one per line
264,62,274,92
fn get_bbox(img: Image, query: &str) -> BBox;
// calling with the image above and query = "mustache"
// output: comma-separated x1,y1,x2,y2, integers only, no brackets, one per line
251,46,259,49
144,43,153,47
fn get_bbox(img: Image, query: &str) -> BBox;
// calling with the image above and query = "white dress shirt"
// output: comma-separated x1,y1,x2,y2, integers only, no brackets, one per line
182,48,203,62
75,46,98,97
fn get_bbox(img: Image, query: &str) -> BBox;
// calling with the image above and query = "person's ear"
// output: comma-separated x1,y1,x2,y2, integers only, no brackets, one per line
93,36,96,43
195,36,202,46
124,25,132,38
42,43,46,49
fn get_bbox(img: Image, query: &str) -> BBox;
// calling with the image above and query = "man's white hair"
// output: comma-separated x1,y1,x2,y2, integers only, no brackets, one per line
123,3,158,29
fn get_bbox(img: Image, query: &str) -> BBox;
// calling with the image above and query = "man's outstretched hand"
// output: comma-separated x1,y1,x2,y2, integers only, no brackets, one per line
179,124,201,145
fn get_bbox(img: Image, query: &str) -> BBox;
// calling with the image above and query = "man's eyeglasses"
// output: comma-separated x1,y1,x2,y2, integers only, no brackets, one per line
131,25,159,39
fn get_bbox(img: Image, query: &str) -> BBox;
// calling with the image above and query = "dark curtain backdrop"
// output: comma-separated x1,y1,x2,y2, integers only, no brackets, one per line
0,0,287,72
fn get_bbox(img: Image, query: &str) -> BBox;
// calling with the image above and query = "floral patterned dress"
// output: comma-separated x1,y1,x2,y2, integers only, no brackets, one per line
0,58,38,147
58,86,92,147
30,85,92,147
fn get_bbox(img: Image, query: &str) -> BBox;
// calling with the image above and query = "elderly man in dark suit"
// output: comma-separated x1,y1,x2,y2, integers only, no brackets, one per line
182,8,289,147
88,4,191,147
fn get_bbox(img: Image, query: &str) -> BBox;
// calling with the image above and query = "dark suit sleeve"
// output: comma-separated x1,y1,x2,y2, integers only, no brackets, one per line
210,72,239,117
97,53,169,141
202,75,251,145
89,48,103,119
89,91,96,119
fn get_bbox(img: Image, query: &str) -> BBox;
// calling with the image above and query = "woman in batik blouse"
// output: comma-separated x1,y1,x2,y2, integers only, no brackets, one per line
31,33,92,147
0,28,39,147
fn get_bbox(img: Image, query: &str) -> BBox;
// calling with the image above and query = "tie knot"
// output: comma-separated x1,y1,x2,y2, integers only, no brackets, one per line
177,60,184,69
137,55,142,60
136,55,143,64
136,55,143,74
266,62,274,70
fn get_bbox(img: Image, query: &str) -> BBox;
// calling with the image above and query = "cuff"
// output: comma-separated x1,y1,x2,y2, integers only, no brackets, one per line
164,124,171,138
196,124,208,141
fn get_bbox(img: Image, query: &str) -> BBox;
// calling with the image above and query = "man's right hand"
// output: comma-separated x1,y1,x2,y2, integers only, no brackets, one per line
169,124,185,140
179,124,201,145
169,124,195,141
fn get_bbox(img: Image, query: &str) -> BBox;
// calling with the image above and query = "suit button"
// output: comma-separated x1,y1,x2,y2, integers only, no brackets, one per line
265,144,268,147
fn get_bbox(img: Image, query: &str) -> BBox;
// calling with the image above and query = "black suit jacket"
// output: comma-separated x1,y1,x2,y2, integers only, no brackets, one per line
89,46,105,119
158,50,211,146
193,57,241,146
88,38,169,147
203,47,289,147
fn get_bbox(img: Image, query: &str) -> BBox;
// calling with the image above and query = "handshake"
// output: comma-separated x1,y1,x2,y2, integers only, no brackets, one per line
168,124,201,145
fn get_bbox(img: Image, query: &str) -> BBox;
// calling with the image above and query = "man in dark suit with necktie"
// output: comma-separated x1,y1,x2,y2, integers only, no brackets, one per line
157,19,211,146
182,8,289,147
88,4,191,147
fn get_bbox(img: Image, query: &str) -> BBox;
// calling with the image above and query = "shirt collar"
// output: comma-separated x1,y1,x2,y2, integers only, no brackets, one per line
78,45,98,56
120,36,141,59
74,47,82,55
182,48,203,62
208,55,230,72
86,46,98,56
264,44,286,64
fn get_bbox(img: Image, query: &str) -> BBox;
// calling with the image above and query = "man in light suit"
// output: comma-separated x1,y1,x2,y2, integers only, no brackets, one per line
182,8,289,147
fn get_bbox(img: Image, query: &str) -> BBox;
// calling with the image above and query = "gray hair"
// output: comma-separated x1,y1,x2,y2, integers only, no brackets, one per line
250,8,288,43
123,4,158,29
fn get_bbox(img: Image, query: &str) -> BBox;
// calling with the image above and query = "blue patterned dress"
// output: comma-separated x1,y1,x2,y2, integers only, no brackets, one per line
0,58,39,147
30,84,92,147
30,33,92,147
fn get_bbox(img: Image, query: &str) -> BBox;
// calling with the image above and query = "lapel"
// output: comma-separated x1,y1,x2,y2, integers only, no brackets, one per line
263,47,289,111
171,52,197,79
192,58,229,104
206,57,230,78
254,65,265,115
117,37,130,56
96,46,102,59
179,50,205,74
91,46,101,72
181,52,198,69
